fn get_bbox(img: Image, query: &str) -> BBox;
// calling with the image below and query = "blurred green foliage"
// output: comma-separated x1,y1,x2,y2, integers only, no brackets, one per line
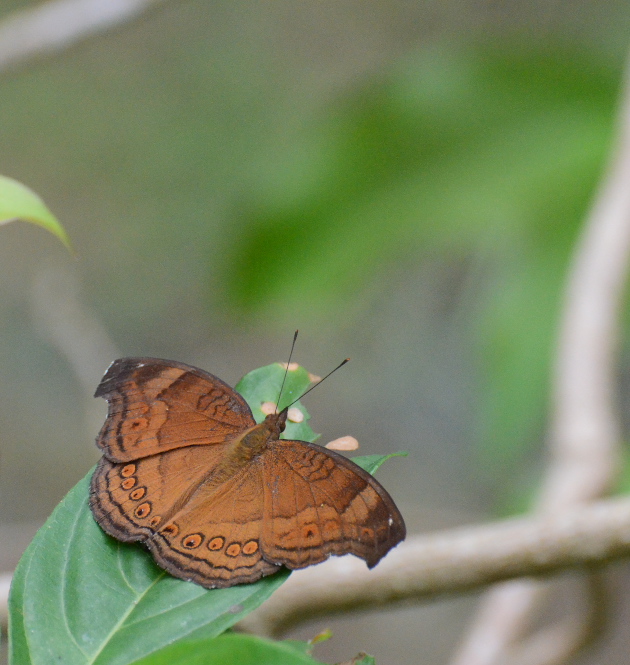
222,42,619,481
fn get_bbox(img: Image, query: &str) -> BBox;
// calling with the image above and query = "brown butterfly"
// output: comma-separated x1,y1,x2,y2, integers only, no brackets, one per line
89,358,406,588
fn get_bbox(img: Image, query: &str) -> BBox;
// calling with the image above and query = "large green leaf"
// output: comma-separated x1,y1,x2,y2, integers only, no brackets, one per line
8,472,289,665
130,634,326,665
0,175,72,251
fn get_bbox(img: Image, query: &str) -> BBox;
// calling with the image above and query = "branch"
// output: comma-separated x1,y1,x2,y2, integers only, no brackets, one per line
450,53,630,665
0,0,166,74
237,495,630,637
1,494,627,634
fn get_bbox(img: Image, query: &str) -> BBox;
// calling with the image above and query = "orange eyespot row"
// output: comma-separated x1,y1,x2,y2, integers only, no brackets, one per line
129,487,146,501
182,533,203,549
149,516,162,528
134,502,151,518
242,540,259,555
121,464,136,478
208,537,225,551
226,543,241,557
121,477,136,490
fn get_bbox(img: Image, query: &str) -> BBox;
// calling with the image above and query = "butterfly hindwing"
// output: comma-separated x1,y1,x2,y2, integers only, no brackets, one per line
145,465,281,587
260,440,406,569
95,357,256,462
89,443,230,543
90,446,280,588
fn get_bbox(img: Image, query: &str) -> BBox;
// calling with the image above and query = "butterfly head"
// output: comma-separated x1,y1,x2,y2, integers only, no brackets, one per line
262,408,288,439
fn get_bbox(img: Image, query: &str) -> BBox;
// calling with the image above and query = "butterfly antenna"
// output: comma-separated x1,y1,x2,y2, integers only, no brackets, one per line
276,330,299,412
285,358,350,410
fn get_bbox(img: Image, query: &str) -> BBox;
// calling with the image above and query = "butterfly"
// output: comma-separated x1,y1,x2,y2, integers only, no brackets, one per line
89,358,406,588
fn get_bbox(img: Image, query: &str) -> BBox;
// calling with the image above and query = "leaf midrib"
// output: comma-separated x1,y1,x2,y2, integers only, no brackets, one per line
87,563,165,665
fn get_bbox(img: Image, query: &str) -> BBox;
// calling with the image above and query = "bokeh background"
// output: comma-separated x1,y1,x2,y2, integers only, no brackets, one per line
2,1,630,663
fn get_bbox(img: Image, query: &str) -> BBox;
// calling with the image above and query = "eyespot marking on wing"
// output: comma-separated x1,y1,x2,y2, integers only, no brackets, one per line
182,533,204,549
243,540,259,555
121,464,136,477
162,523,179,536
129,487,146,501
135,502,152,518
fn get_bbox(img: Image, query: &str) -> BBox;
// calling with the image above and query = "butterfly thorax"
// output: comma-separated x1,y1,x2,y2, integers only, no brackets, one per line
199,410,288,490
232,409,287,458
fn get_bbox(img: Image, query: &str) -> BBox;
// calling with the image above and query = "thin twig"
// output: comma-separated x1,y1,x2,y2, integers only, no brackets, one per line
237,495,630,637
0,0,166,74
450,53,630,665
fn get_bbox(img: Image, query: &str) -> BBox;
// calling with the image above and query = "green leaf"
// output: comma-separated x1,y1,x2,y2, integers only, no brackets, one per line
282,640,313,656
0,175,72,251
131,634,326,665
351,452,408,475
8,472,289,665
6,530,36,663
307,629,333,646
236,362,318,441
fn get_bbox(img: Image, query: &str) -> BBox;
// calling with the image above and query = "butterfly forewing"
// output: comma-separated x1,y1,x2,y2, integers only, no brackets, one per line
95,357,256,462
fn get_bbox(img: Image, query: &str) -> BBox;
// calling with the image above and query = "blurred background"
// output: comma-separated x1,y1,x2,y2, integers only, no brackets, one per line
2,1,630,663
